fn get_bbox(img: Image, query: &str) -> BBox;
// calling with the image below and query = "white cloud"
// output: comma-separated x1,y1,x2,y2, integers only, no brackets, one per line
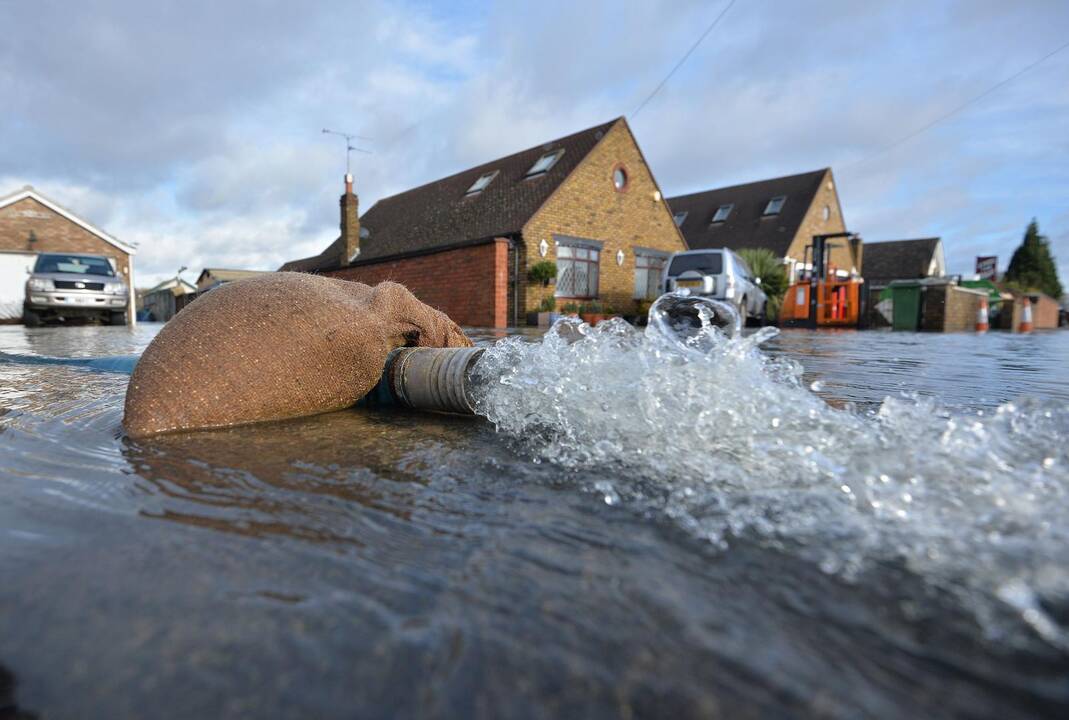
1,0,1066,292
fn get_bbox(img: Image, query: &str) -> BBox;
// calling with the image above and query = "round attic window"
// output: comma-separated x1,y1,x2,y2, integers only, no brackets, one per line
612,165,629,191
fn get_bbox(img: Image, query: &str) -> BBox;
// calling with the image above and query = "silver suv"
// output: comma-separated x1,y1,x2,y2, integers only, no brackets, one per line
665,248,768,324
24,252,128,326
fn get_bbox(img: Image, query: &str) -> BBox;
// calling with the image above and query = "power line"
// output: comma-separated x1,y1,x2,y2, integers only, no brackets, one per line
845,38,1069,169
631,0,738,120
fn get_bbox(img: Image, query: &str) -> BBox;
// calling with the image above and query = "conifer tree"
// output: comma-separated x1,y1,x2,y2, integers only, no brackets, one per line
1004,219,1063,298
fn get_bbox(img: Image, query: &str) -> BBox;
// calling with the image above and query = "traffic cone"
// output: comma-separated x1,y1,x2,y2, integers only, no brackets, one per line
976,296,989,332
1019,296,1034,333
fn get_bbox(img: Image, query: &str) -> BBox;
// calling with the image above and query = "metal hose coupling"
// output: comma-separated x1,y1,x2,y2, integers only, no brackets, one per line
358,347,485,415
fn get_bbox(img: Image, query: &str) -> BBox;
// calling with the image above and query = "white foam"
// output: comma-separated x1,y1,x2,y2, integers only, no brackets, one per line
472,294,1069,646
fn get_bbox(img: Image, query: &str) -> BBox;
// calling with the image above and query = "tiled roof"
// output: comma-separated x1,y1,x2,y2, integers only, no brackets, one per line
862,238,941,285
197,268,270,284
279,244,340,273
666,169,828,257
282,118,620,272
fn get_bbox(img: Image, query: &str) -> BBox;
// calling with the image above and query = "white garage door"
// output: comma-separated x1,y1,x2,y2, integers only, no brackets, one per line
0,252,37,321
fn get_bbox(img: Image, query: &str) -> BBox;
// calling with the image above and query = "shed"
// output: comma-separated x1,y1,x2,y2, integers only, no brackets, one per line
196,268,270,293
141,277,197,322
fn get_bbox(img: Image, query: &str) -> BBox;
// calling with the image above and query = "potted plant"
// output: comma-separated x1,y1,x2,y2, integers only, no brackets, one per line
536,295,560,328
633,299,653,325
527,261,557,287
580,300,607,326
561,302,579,317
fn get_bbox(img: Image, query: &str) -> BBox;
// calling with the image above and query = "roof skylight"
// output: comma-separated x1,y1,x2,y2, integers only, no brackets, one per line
465,170,498,196
525,150,563,177
711,203,733,223
673,211,688,226
763,195,786,215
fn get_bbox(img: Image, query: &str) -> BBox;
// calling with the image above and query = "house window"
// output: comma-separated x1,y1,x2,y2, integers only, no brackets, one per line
556,242,600,298
673,211,688,226
822,205,831,221
634,251,668,300
613,165,629,191
465,170,498,196
526,150,563,177
763,195,786,215
711,204,733,223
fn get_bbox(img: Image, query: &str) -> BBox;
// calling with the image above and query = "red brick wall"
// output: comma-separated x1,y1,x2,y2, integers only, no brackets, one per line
0,196,131,277
325,238,509,328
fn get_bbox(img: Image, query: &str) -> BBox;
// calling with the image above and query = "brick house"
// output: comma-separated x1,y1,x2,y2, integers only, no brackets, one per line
281,118,687,327
0,185,137,323
667,169,853,282
862,238,946,288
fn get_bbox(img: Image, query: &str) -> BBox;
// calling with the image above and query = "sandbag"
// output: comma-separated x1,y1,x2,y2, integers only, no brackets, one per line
124,273,471,437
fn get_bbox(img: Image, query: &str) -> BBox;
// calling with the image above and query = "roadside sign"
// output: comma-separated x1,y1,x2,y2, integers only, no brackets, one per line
976,256,997,280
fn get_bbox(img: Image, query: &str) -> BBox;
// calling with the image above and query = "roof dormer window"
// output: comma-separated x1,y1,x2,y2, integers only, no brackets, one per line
525,150,563,177
711,203,733,223
763,195,786,216
465,170,498,196
673,211,688,226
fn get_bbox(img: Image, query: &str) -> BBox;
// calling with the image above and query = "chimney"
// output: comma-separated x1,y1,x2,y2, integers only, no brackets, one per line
339,173,360,266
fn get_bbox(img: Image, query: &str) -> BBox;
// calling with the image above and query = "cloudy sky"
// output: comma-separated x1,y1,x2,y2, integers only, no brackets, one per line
2,0,1067,288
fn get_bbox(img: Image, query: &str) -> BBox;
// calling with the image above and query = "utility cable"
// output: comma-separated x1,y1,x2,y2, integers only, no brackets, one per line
631,0,738,120
845,38,1069,169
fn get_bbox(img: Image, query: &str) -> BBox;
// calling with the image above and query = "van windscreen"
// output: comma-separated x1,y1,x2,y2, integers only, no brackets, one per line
668,253,722,276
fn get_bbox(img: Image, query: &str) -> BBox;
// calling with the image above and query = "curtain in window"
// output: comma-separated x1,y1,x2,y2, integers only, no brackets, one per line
634,253,666,299
556,245,600,298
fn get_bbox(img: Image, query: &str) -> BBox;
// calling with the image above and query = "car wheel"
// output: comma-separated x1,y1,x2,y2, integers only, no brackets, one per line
109,311,126,326
22,307,42,327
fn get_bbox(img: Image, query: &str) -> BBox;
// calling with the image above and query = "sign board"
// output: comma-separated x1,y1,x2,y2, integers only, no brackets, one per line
976,256,997,280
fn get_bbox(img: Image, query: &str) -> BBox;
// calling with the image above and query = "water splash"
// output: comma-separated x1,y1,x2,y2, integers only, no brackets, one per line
472,294,1069,647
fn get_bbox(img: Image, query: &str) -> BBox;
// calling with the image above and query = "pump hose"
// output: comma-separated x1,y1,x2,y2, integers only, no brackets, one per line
358,346,485,415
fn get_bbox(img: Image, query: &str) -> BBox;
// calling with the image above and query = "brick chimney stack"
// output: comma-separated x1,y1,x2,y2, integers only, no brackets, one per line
339,173,360,266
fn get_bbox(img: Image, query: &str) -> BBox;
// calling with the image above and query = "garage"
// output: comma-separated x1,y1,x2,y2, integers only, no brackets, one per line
0,251,36,322
0,185,136,325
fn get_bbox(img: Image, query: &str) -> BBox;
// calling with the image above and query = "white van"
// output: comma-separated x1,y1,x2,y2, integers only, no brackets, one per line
664,248,768,324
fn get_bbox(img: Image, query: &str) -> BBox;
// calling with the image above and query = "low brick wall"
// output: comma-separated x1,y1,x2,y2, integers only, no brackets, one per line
1005,294,1060,331
325,239,510,328
921,284,986,332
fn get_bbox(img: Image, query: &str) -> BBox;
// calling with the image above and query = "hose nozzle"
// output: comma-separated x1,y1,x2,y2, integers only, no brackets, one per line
359,347,485,415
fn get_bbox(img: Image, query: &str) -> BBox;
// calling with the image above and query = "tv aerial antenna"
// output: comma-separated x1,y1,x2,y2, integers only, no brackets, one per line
322,128,373,175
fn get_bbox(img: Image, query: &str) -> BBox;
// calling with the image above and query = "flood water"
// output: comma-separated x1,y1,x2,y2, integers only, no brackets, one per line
1,319,1068,719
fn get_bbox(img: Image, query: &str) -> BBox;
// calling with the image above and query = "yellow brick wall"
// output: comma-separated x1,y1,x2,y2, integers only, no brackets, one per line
784,170,852,278
521,120,687,315
0,196,131,278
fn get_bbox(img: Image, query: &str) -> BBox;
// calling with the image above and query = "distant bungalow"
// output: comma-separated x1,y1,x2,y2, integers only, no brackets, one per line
667,169,853,282
280,118,687,327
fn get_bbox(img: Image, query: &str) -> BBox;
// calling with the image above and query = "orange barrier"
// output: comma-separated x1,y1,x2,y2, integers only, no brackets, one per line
976,296,989,332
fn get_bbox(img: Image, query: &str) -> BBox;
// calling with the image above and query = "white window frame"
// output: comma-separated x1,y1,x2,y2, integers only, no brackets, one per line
711,204,733,223
526,150,564,177
763,195,786,215
465,170,498,196
634,250,669,300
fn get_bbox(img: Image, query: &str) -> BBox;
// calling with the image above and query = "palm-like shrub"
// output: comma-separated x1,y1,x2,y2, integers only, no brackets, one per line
738,247,788,320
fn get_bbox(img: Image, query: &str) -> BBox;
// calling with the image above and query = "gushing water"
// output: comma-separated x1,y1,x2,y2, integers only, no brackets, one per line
472,294,1069,647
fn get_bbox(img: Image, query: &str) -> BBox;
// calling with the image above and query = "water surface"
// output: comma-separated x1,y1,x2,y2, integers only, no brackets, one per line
1,322,1067,719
